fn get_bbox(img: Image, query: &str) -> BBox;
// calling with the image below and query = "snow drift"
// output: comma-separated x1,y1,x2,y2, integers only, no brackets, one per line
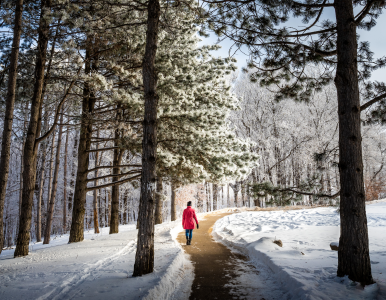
213,201,386,300
0,220,193,300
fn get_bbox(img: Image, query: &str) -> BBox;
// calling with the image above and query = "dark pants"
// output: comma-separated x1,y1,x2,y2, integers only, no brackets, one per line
185,229,193,240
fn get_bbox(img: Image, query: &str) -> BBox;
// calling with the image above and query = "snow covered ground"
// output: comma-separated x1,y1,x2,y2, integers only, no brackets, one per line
0,221,193,300
213,201,386,300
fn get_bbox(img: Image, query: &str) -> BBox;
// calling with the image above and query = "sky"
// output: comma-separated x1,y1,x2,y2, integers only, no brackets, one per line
198,6,386,82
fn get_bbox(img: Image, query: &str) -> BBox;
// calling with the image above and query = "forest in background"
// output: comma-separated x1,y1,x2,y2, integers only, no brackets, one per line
2,67,386,249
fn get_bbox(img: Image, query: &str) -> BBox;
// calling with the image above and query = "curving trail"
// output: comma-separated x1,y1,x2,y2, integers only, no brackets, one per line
177,212,266,300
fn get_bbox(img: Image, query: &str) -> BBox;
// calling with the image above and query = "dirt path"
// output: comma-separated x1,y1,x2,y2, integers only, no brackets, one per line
177,212,263,300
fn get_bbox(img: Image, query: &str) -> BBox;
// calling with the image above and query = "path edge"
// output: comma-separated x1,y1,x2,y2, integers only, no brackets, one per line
143,224,194,300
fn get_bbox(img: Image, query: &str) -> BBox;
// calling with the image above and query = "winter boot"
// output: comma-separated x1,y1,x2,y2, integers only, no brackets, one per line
186,238,189,245
188,239,191,245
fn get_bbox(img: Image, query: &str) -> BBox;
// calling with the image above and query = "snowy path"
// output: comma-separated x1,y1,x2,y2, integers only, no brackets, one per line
0,222,193,300
178,210,287,300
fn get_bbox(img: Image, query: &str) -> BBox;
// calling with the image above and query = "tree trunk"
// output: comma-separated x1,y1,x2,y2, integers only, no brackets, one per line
36,119,49,242
109,149,123,233
229,183,240,207
14,0,51,257
105,188,108,227
69,37,95,243
98,189,103,227
246,184,251,207
0,0,24,255
196,184,204,212
110,107,123,234
67,133,78,216
213,183,218,211
133,0,160,277
19,101,30,219
108,189,112,225
93,131,100,234
63,123,69,233
171,181,177,221
205,182,210,212
335,0,373,284
123,190,128,224
241,183,246,207
44,132,56,238
43,112,64,244
154,177,163,225
227,184,230,208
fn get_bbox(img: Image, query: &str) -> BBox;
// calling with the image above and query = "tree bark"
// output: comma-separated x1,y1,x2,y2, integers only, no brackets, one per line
63,123,69,233
229,182,241,207
196,184,204,212
0,0,24,255
227,184,230,207
14,0,51,257
171,181,177,221
36,119,49,242
45,132,56,235
335,0,373,285
69,37,95,243
104,188,108,227
213,183,218,211
133,0,160,277
109,150,123,233
110,107,123,234
67,133,78,216
43,112,64,244
154,177,163,225
93,131,100,234
108,189,111,224
123,189,128,224
205,182,210,212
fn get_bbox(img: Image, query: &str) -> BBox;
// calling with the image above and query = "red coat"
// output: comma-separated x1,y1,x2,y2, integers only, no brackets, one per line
182,206,198,230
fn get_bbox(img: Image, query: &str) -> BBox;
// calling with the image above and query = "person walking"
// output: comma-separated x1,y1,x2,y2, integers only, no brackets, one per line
182,201,199,245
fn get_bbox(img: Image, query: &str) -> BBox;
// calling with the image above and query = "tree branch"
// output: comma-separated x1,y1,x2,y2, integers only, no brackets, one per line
282,188,340,199
360,92,386,111
36,67,83,144
292,1,334,8
87,164,142,173
86,146,120,153
87,174,141,191
87,170,141,182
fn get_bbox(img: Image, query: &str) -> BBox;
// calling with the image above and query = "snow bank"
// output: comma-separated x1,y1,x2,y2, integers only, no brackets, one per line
0,220,193,300
213,202,386,300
